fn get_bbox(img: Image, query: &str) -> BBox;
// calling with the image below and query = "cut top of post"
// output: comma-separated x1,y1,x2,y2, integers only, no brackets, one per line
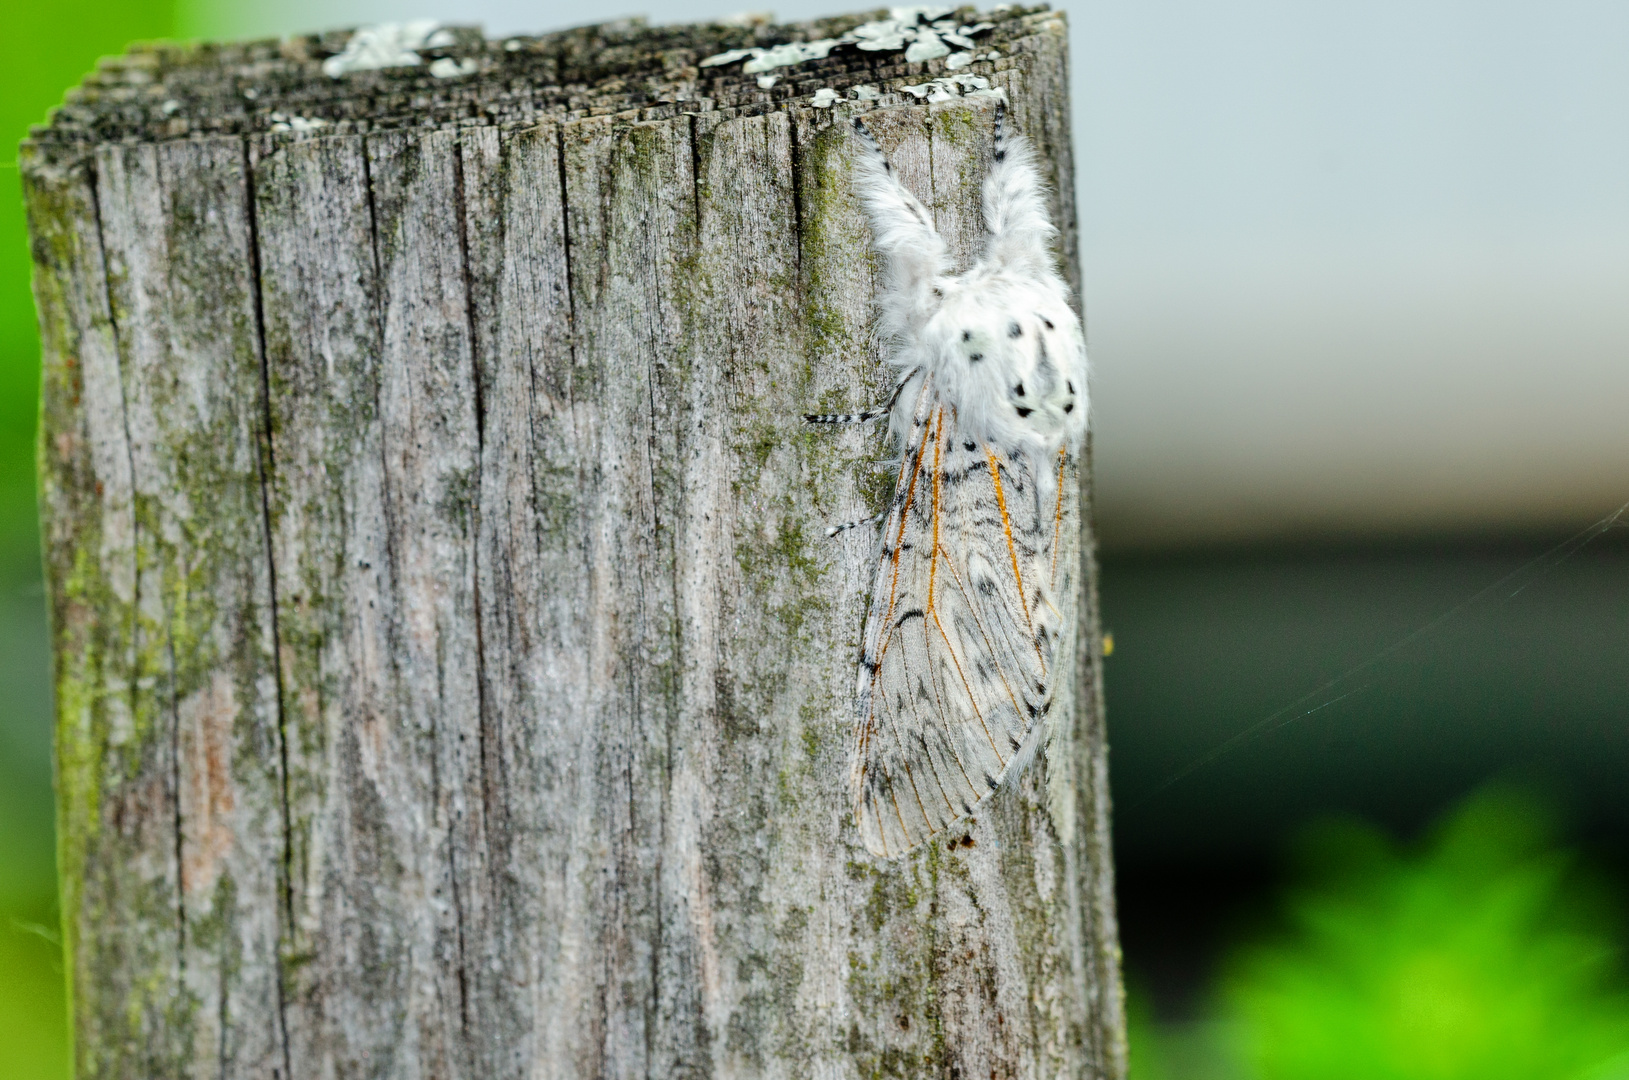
28,5,1064,150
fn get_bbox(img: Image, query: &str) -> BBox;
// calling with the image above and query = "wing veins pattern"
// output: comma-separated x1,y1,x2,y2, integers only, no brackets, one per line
904,637,962,816
927,410,943,614
934,551,1023,752
928,609,984,785
852,374,1076,855
869,384,948,847
880,405,932,631
986,449,1046,674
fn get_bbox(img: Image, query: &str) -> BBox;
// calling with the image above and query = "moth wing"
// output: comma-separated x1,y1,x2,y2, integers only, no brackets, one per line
852,399,1074,856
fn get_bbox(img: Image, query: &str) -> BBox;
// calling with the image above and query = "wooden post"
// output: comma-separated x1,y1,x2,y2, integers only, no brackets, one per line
24,8,1125,1078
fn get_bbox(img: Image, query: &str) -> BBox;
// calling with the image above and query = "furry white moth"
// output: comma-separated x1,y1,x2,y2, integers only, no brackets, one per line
808,104,1088,857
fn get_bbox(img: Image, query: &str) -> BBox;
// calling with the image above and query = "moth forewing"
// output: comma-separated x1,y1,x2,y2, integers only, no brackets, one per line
823,103,1088,858
851,391,1077,856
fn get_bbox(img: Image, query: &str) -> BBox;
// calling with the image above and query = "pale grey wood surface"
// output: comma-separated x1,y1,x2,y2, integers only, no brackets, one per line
25,8,1125,1078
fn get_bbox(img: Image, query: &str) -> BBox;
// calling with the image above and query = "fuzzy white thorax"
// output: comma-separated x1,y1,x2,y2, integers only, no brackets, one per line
849,113,1088,490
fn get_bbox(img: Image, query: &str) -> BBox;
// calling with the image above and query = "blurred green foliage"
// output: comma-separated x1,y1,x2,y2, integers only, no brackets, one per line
3,3,175,1076
1223,787,1629,1080
1131,788,1629,1080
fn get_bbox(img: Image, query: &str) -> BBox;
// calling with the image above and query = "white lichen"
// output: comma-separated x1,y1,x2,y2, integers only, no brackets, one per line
701,47,756,67
268,112,332,135
699,6,996,76
851,84,881,100
850,23,907,51
429,57,477,78
945,50,974,70
931,19,977,48
904,34,951,62
749,40,842,73
900,73,993,103
322,20,441,78
757,73,780,88
810,87,840,108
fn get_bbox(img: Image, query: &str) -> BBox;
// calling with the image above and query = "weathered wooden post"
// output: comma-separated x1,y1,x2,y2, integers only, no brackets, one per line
24,8,1124,1077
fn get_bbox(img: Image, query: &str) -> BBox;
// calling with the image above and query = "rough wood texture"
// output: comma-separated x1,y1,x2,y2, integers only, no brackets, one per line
25,7,1125,1078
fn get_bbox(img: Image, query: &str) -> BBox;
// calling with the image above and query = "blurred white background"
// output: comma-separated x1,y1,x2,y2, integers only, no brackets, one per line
186,0,1629,550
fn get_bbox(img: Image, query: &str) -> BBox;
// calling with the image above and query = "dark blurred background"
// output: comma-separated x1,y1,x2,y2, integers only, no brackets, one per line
5,1,1627,1075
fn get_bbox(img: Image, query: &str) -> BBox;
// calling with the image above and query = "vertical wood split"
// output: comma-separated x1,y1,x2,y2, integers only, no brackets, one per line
25,10,1125,1078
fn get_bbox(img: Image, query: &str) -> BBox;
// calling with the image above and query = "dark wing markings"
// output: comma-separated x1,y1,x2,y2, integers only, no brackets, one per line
862,385,957,847
910,614,963,815
934,550,1019,764
867,410,936,686
929,607,995,789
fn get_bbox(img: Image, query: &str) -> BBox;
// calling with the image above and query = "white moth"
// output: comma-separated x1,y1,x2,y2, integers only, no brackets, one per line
808,104,1088,857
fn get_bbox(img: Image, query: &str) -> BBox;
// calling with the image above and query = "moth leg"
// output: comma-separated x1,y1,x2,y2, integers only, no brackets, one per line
825,509,889,538
804,407,889,425
801,366,918,427
883,367,918,411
